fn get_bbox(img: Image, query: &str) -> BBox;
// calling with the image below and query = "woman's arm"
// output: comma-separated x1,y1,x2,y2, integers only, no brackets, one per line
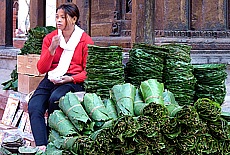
37,35,55,74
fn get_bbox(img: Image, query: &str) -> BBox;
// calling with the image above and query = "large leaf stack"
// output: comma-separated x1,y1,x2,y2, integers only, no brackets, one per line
193,63,228,105
86,45,124,99
42,79,230,155
161,43,197,105
124,43,167,87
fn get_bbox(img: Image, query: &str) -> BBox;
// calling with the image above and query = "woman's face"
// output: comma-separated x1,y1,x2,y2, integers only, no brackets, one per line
56,9,76,30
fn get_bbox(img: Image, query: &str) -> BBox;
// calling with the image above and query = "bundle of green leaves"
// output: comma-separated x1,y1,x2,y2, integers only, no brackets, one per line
125,43,167,87
86,45,124,100
193,63,228,105
162,43,196,106
43,80,230,154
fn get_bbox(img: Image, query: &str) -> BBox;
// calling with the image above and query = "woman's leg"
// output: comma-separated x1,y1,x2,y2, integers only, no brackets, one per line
28,77,54,146
48,83,84,115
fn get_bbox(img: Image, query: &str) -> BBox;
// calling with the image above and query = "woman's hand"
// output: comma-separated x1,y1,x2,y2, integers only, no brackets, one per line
48,35,60,55
50,75,74,85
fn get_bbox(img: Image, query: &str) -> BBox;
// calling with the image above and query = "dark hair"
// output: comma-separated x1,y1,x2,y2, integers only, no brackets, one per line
56,3,80,25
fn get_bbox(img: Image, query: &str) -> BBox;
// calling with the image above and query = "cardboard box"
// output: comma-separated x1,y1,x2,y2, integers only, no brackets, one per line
17,54,42,76
18,73,44,94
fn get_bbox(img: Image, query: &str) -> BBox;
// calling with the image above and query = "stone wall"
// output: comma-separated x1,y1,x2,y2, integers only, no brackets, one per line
191,0,227,31
91,0,115,36
155,0,228,31
155,0,190,30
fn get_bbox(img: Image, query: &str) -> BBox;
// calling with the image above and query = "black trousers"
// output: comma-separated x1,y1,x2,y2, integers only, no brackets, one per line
28,74,84,146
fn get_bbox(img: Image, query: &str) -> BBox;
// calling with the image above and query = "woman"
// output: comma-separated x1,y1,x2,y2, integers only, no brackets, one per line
28,2,94,151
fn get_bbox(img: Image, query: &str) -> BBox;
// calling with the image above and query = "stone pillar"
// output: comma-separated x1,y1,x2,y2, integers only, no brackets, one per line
131,0,155,45
5,0,13,47
0,0,6,46
30,0,46,29
191,0,227,30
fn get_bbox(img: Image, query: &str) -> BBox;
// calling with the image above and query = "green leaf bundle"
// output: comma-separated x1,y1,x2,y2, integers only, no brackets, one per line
86,45,124,99
125,43,167,87
140,79,164,104
82,93,110,126
193,63,227,105
111,83,136,116
48,110,78,137
194,98,221,122
59,92,91,132
104,99,118,119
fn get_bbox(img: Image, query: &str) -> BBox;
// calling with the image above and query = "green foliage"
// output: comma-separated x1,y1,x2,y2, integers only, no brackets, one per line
1,65,18,91
1,26,56,91
20,26,56,55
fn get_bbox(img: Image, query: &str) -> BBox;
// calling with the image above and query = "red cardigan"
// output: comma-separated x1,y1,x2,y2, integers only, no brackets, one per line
37,30,94,83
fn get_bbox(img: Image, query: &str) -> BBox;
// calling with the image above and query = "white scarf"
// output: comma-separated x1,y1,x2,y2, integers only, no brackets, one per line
48,25,84,80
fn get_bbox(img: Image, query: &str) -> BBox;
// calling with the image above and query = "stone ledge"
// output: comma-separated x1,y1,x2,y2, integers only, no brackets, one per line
191,50,230,54
155,37,230,50
155,30,230,38
191,53,230,64
122,51,230,65
155,37,230,44
0,47,20,70
0,47,20,58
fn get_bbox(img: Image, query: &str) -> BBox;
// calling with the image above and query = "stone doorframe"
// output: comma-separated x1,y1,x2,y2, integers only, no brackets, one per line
0,0,46,47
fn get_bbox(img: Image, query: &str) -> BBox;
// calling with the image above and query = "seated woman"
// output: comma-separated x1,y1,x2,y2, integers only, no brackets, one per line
28,2,94,151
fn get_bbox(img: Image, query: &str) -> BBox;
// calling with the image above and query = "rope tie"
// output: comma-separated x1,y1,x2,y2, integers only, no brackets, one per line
90,105,104,117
